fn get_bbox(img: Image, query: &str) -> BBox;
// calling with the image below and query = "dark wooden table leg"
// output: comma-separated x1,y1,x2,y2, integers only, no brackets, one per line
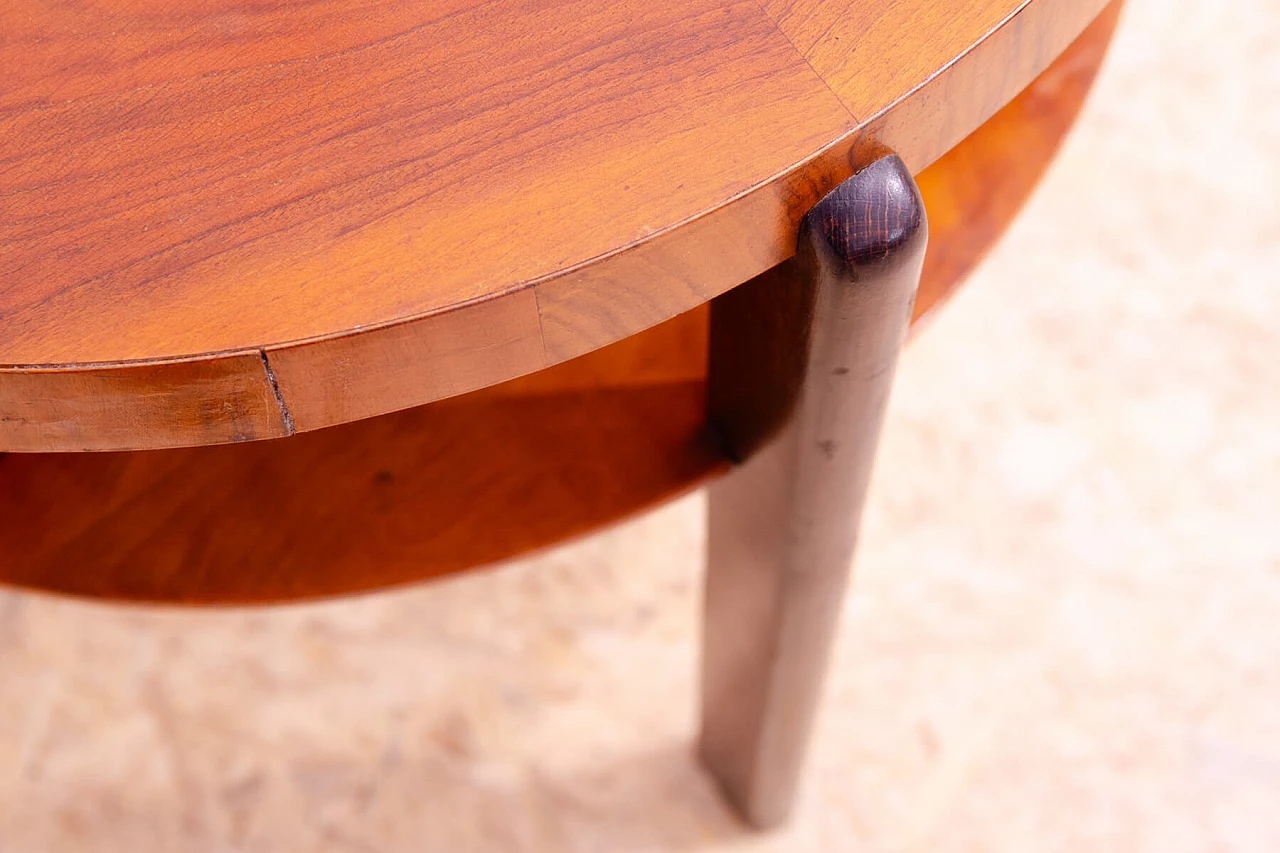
698,154,927,828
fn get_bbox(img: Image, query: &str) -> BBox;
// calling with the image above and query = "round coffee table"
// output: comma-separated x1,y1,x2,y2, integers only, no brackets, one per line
0,0,1123,827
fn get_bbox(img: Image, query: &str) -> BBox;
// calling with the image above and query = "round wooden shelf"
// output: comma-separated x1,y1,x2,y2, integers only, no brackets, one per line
1,0,1113,452
0,3,1123,603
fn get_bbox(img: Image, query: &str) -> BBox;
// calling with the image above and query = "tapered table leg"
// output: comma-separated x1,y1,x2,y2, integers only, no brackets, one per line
698,154,927,828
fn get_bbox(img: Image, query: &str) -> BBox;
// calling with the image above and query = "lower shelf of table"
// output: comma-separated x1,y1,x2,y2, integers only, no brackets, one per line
0,377,726,604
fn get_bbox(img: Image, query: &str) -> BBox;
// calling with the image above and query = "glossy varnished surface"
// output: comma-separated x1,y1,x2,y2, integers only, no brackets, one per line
0,5,1122,603
0,302,719,603
702,155,927,826
0,0,1110,450
913,0,1123,327
0,381,723,604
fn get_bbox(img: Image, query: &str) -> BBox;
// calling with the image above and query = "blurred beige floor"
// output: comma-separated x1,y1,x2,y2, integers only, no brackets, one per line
3,1,1278,850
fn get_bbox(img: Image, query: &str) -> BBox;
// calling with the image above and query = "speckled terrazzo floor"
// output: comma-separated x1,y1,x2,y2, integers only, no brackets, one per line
2,1,1278,850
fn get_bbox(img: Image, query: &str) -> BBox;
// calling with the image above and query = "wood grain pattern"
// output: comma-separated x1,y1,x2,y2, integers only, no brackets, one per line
762,0,1114,172
0,380,724,603
0,0,1111,450
912,0,1123,326
265,289,549,432
0,2,1122,601
513,2,1126,399
0,0,1123,597
0,353,290,452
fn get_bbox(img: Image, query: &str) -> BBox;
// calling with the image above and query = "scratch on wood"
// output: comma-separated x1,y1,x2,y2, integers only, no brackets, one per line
259,351,296,435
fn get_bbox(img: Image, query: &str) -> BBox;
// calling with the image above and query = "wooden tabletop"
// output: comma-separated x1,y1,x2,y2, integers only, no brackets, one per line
1,0,1108,451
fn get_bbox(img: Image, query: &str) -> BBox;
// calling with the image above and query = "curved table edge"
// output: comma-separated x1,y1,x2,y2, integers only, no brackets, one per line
0,0,1115,451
